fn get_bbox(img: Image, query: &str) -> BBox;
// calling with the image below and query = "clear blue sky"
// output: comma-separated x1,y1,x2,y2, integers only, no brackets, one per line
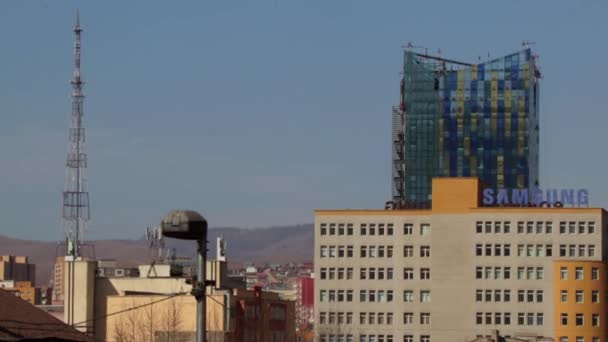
0,0,606,240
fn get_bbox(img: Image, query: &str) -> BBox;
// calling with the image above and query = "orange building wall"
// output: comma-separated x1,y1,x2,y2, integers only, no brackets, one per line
553,261,607,342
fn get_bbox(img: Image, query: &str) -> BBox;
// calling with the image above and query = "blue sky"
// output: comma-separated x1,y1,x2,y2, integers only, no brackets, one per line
0,0,606,240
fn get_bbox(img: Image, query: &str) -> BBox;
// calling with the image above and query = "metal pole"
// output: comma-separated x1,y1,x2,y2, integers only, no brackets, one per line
197,237,207,342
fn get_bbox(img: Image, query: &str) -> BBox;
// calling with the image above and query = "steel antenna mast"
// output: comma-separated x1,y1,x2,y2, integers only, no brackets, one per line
63,10,90,261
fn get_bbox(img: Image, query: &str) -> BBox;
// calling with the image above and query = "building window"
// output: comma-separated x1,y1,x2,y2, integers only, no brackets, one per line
527,245,534,257
546,222,552,233
537,267,544,280
329,224,336,235
504,290,511,302
536,221,543,234
369,246,377,258
569,222,576,234
589,245,595,257
504,244,511,256
592,314,600,327
576,267,584,280
576,313,584,326
329,268,336,280
561,267,568,280
593,268,600,281
320,290,327,302
368,312,375,324
504,221,511,233
404,336,413,342
504,267,511,279
592,338,599,342
485,267,492,279
493,221,501,233
403,312,413,324
495,244,502,256
368,290,376,302
404,290,413,302
527,290,534,303
338,224,345,235
504,312,511,325
576,290,584,303
569,245,576,257
527,313,534,325
476,312,483,325
486,245,493,256
421,290,431,303
560,338,568,342
495,312,502,325
347,290,353,302
404,245,413,257
518,290,525,303
338,246,345,258
476,244,483,256
421,335,430,342
537,244,545,256
494,289,502,302
420,268,430,280
476,290,483,302
517,267,524,280
476,221,483,233
387,224,394,236
347,268,353,280
347,246,353,258
320,224,327,235
518,221,524,233
527,267,534,280
537,290,544,303
404,268,414,280
387,290,394,302
485,222,492,233
359,290,366,302
329,246,336,257
579,245,586,257
537,313,544,326
321,246,328,258
420,313,430,325
592,290,599,303
576,337,584,342
360,268,366,280
378,246,385,258
320,268,327,279
578,222,586,234
561,290,568,303
369,224,376,236
547,244,553,256
360,246,367,258
378,224,385,235
320,312,327,324
387,312,393,325
387,246,394,258
476,267,483,279
404,224,413,235
589,222,595,234
421,246,430,257
387,268,394,280
560,245,567,257
420,224,431,236
360,224,367,236
561,313,568,326
485,290,492,302
347,224,353,235
518,313,525,325
527,222,534,234
518,244,524,256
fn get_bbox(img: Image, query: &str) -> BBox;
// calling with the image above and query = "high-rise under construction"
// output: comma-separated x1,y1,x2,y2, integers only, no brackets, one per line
391,48,541,208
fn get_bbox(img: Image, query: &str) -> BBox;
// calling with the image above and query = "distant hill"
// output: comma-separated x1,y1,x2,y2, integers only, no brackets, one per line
0,224,314,286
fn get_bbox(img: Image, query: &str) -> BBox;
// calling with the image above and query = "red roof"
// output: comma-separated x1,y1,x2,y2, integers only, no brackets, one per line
0,288,93,341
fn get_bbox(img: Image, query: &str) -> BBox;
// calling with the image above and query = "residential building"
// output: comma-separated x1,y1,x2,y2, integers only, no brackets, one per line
0,255,35,283
392,49,541,207
52,256,65,303
315,178,606,342
65,258,294,341
0,288,92,342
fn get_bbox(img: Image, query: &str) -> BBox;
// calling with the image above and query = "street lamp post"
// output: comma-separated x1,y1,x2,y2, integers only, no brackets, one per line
161,210,208,342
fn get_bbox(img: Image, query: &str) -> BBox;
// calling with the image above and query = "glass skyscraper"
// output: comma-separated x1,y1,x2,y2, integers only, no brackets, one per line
392,49,540,208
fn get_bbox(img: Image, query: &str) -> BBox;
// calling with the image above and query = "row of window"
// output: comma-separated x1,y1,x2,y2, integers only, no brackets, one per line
319,223,432,237
475,312,543,326
559,337,600,342
475,221,596,234
360,268,394,280
560,313,601,327
475,289,543,303
560,289,601,303
320,243,596,259
319,268,354,280
403,312,431,324
404,268,431,280
318,290,395,303
475,266,544,280
318,335,403,342
560,266,599,280
358,312,394,325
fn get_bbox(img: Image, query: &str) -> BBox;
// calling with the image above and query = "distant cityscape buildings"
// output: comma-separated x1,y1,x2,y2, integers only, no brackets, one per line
392,48,541,208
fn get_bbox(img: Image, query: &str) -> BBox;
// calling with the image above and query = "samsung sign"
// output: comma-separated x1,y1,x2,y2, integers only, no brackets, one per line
482,188,589,207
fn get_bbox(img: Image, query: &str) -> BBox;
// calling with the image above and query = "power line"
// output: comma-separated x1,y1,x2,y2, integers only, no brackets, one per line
72,292,228,327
